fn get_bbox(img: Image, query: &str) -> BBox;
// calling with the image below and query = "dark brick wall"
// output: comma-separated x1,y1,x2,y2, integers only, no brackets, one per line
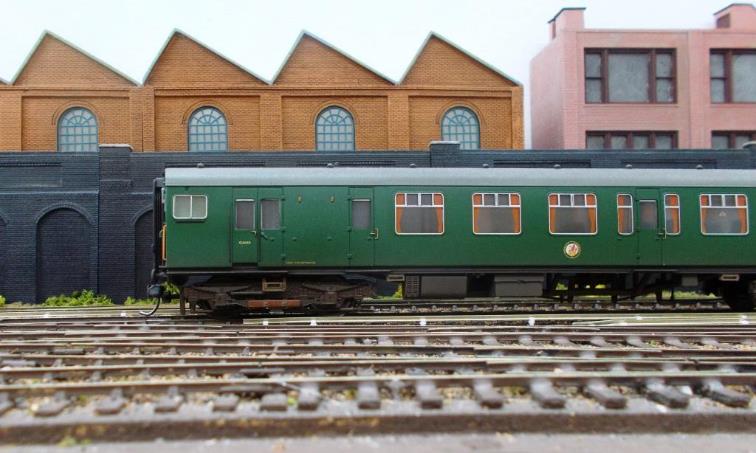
1,144,755,303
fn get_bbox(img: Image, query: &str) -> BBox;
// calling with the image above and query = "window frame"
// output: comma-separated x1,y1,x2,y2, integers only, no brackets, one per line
699,193,749,236
441,107,481,150
585,131,678,149
394,192,445,236
172,194,208,221
471,192,522,236
350,198,372,230
547,192,599,236
663,193,681,236
710,49,756,104
315,106,356,152
187,106,228,152
234,198,256,231
584,48,677,104
57,107,99,153
711,131,756,149
617,194,634,236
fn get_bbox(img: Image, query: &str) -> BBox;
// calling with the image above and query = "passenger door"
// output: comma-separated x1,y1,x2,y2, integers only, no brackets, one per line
636,189,663,266
258,188,284,267
231,188,258,265
348,188,375,266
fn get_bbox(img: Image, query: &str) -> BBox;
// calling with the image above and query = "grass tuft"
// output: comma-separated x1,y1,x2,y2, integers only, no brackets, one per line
43,290,113,307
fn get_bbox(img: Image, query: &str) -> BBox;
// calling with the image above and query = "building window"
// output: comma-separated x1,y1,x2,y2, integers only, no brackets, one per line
617,194,634,235
316,106,355,151
711,50,756,103
700,194,748,235
548,193,598,235
57,107,98,152
585,49,675,103
441,107,480,150
712,131,756,149
172,195,207,220
188,107,228,152
395,193,444,235
472,193,521,235
586,131,677,149
664,194,680,235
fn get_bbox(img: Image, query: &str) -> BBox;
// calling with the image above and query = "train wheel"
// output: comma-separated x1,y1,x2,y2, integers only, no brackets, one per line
721,283,755,312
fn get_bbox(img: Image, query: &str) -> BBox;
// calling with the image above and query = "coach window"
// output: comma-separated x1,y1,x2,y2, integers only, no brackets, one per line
664,194,681,235
261,199,281,230
58,107,98,152
235,200,255,230
173,195,207,220
351,200,371,230
188,107,228,152
700,194,748,235
617,194,633,235
441,107,480,150
548,193,597,235
639,200,658,230
395,193,444,235
472,193,521,234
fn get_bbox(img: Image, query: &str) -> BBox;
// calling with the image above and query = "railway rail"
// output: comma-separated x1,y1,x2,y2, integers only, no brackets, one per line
0,296,728,323
0,310,754,443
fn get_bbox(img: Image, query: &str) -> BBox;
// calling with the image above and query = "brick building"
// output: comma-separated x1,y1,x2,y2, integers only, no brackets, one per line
0,30,523,152
530,4,756,150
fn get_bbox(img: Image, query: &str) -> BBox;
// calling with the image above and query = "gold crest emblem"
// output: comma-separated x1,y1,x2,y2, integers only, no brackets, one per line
563,241,581,258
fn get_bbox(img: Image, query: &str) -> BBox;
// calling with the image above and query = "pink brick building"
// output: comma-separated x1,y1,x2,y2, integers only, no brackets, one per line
530,4,756,150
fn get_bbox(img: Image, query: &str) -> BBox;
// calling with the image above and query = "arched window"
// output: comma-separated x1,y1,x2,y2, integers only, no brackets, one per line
188,107,228,152
57,107,98,152
441,107,480,150
316,106,355,151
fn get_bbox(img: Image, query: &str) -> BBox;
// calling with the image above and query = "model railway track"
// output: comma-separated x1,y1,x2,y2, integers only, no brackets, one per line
0,297,728,325
0,312,754,442
353,297,728,315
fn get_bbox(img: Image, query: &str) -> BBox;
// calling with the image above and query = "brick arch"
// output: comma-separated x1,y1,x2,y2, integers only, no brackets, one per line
434,102,485,127
35,206,95,302
311,101,359,127
50,101,103,127
33,202,95,226
180,101,235,126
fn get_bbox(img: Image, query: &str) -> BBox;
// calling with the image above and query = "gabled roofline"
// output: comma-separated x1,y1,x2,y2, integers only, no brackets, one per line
142,29,270,85
713,2,755,16
11,30,138,85
272,30,396,85
399,31,521,86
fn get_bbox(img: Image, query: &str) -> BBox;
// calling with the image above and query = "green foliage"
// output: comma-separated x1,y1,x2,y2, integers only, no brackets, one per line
164,282,181,296
124,297,158,306
0,295,5,308
43,290,113,307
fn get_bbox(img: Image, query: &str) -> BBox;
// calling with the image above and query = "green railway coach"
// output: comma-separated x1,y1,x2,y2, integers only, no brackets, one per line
150,167,756,312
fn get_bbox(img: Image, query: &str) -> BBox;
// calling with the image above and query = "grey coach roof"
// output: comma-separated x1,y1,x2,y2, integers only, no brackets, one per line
166,167,756,188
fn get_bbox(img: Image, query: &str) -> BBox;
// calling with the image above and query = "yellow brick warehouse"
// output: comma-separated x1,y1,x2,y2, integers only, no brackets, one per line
0,30,523,152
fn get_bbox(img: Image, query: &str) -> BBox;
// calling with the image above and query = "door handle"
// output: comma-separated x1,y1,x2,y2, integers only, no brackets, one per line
369,228,379,240
260,231,270,240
